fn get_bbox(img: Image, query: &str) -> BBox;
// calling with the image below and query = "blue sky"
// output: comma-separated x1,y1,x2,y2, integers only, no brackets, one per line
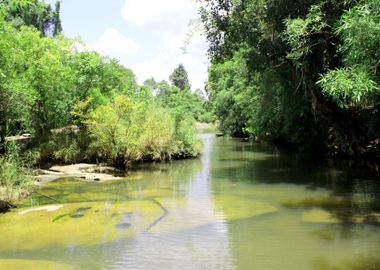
45,0,209,91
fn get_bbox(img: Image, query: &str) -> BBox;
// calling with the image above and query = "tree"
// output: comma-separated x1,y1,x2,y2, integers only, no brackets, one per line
199,0,380,155
1,0,63,36
52,0,62,36
143,78,157,94
169,64,191,91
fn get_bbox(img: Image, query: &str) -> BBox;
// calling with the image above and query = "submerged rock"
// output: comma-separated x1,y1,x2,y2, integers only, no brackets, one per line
69,207,92,218
302,209,380,224
214,195,278,221
70,213,84,218
0,200,165,252
302,210,340,224
115,223,132,230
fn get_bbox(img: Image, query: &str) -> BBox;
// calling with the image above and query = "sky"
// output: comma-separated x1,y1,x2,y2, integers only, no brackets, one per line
45,0,209,91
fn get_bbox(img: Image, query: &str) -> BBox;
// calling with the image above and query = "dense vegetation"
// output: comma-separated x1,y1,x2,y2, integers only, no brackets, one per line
199,0,380,156
142,65,215,123
3,0,378,204
0,0,209,203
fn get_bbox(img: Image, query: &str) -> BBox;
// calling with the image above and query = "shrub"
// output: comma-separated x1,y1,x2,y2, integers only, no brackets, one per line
86,96,176,167
171,117,202,158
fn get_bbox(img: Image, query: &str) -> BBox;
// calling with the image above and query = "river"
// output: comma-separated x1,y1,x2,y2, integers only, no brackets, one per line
0,133,379,269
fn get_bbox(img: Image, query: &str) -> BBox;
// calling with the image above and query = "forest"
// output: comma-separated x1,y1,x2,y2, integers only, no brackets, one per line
200,0,380,156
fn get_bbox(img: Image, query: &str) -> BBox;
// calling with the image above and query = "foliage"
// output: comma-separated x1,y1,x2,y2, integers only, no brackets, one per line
85,95,199,167
284,5,329,64
337,0,380,68
318,0,380,110
86,95,141,166
0,17,74,142
171,117,202,158
0,142,33,202
70,52,138,103
166,88,205,121
1,0,62,36
0,13,139,146
37,128,86,164
199,0,380,155
317,67,379,108
207,51,255,135
169,64,191,91
144,73,214,123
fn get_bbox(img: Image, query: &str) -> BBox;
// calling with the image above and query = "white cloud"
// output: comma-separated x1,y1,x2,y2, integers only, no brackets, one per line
133,53,172,83
132,35,209,91
88,28,139,57
121,0,209,91
121,0,197,31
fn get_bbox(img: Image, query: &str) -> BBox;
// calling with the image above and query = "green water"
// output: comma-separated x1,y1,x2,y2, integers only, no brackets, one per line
1,134,380,270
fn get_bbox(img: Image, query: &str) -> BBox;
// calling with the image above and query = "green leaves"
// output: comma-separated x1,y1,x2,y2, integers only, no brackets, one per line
200,0,380,154
85,95,199,167
1,0,62,36
169,64,191,91
284,4,329,63
318,67,379,107
337,0,380,68
317,0,380,108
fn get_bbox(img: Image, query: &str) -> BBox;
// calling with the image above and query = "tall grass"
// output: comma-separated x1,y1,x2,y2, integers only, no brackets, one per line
0,142,34,203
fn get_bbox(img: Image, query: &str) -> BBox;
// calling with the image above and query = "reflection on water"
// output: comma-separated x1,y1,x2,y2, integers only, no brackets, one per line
0,134,380,270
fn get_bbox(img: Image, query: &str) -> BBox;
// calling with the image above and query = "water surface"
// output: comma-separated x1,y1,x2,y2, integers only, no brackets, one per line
1,134,379,269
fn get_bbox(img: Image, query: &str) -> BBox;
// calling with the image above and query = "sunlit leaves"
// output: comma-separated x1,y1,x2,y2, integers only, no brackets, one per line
337,0,380,68
85,96,177,166
317,0,380,108
318,67,379,107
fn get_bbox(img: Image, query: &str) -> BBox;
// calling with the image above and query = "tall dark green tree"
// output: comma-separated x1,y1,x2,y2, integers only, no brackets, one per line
1,0,62,36
169,64,191,91
52,0,62,36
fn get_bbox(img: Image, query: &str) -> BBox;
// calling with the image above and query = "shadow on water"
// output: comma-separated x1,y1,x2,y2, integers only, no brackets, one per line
213,137,380,228
213,137,380,191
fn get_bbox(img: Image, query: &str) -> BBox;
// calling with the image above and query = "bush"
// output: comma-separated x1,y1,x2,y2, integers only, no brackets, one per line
86,96,177,167
171,117,202,158
36,127,89,164
85,95,202,167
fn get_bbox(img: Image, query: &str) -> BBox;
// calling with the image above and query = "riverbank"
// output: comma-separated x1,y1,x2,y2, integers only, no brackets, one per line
36,163,124,183
0,120,209,209
1,163,130,213
0,161,134,213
